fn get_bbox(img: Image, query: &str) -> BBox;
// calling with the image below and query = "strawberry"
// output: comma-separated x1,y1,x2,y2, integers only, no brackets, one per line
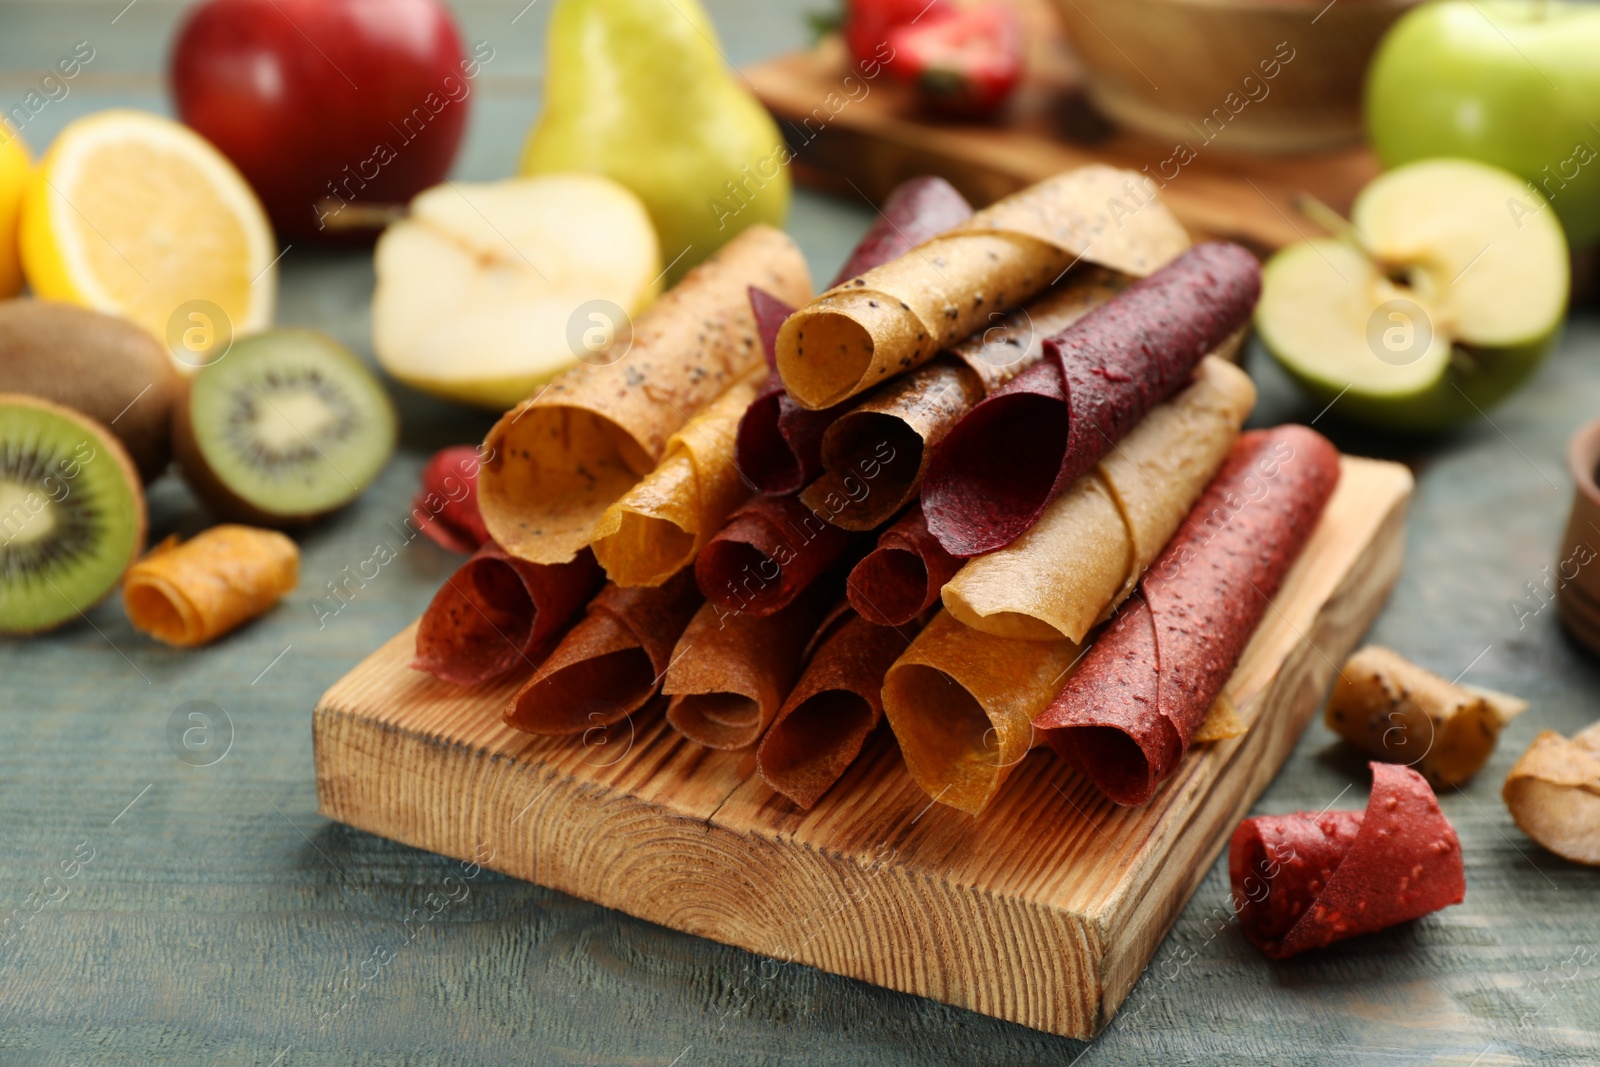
887,2,1023,120
840,0,955,67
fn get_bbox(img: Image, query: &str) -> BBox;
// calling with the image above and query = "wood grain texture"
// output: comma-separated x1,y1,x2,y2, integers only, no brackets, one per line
314,457,1410,1039
745,1,1379,252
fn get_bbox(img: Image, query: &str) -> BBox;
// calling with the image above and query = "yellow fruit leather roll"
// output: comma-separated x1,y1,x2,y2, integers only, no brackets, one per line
941,356,1256,643
590,367,764,587
480,225,811,565
123,525,298,647
1503,721,1600,866
880,610,1081,815
775,165,1189,410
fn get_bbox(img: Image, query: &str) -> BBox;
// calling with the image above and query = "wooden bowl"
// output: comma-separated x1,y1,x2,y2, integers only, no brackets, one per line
1557,417,1600,655
1048,0,1420,153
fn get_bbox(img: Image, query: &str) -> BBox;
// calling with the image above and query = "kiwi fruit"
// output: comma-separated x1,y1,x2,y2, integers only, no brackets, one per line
0,393,147,634
0,300,180,483
172,328,397,526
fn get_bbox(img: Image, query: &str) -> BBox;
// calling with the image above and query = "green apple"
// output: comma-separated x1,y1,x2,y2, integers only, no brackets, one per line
519,0,791,285
1366,0,1600,248
371,174,660,410
1256,158,1568,432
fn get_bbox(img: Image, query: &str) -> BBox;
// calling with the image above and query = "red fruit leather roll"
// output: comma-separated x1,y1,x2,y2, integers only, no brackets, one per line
414,445,491,554
735,178,974,496
758,601,914,808
696,495,857,617
1230,763,1466,959
412,544,602,687
847,504,961,627
503,568,702,735
1034,425,1340,805
922,241,1261,556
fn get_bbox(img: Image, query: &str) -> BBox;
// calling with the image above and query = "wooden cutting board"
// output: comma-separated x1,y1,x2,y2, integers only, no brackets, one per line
313,456,1411,1039
745,10,1379,252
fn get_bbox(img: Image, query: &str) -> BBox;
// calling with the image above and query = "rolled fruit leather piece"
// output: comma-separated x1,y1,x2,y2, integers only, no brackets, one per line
736,176,975,496
502,568,702,735
663,576,839,750
758,598,916,809
846,503,962,628
695,494,859,618
1325,645,1528,788
589,366,766,587
1502,720,1600,866
796,266,1133,531
412,543,603,686
123,525,299,647
880,609,1082,816
775,164,1191,411
1034,425,1341,806
940,356,1256,643
478,225,811,565
1230,763,1465,959
921,241,1262,558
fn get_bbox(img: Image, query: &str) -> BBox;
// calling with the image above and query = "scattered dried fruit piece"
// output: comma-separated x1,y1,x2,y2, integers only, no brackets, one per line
123,524,297,646
1503,721,1600,866
1326,645,1527,787
1230,762,1465,959
414,446,490,554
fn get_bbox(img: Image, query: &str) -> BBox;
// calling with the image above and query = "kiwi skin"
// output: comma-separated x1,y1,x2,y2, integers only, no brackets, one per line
0,392,148,635
0,300,180,483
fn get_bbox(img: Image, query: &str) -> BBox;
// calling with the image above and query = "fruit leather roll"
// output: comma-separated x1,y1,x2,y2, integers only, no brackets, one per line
695,495,857,617
1503,721,1600,866
479,225,811,565
123,525,298,647
590,366,765,587
1230,763,1465,959
412,543,603,687
941,356,1256,642
664,579,836,750
798,270,1127,530
1035,425,1341,806
922,242,1261,557
737,177,975,496
758,601,914,808
846,504,961,628
503,568,702,735
881,610,1082,815
776,165,1189,411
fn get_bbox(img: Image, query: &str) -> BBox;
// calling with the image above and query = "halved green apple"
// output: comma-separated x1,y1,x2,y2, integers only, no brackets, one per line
371,174,661,410
1257,158,1568,431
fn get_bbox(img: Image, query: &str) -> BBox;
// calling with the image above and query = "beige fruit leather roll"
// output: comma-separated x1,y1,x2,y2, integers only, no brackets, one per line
941,356,1257,644
1326,645,1527,788
479,225,811,564
775,165,1190,410
123,525,298,647
881,610,1083,815
1503,721,1600,866
590,366,765,586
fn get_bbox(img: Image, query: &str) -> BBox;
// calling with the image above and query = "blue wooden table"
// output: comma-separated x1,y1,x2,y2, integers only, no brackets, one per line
2,2,1598,1063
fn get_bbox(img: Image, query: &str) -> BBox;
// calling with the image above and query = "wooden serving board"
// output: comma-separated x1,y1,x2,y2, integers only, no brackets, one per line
745,6,1379,252
313,456,1411,1039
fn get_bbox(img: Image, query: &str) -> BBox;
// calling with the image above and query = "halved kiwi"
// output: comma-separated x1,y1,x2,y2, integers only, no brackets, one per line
173,329,397,526
0,393,147,635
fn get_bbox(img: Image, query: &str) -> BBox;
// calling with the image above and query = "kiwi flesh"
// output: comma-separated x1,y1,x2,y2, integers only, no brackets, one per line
0,393,147,635
172,329,397,526
0,300,180,483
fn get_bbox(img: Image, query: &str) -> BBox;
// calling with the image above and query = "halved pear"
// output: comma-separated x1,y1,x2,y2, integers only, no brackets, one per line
1257,158,1568,431
372,174,661,411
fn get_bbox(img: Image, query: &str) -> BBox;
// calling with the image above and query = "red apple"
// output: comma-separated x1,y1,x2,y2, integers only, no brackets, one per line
170,0,476,242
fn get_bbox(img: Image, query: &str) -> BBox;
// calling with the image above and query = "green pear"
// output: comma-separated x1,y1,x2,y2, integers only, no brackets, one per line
520,0,791,284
